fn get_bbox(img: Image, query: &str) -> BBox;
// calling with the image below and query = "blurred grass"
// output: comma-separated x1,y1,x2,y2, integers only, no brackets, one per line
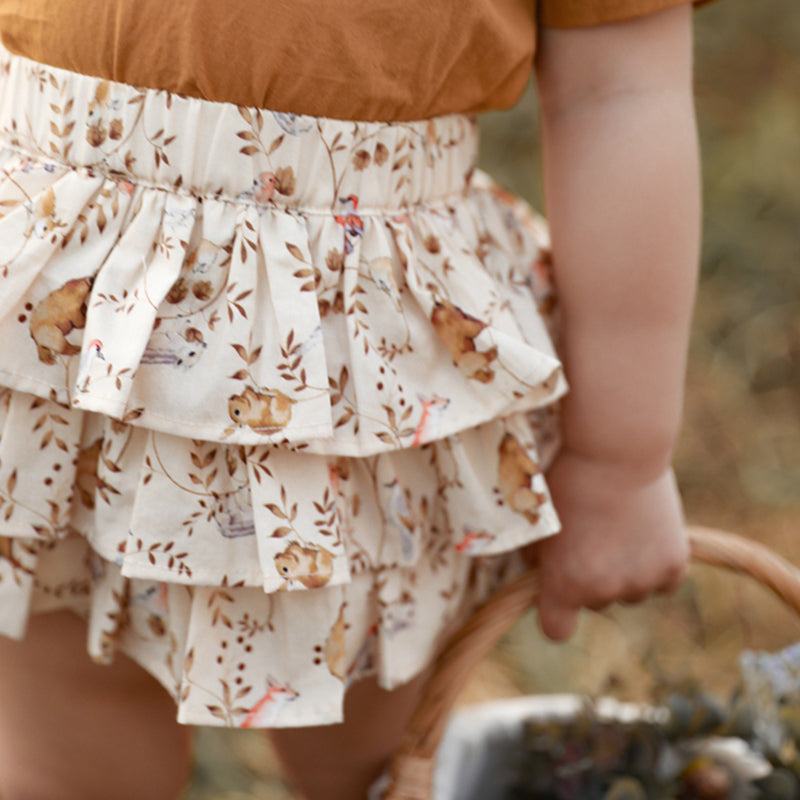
187,1,800,796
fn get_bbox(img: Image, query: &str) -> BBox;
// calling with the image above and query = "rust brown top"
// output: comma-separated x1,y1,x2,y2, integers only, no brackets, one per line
0,0,710,121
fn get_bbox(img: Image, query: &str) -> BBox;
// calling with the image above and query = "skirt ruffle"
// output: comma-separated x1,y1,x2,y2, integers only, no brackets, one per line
0,45,564,727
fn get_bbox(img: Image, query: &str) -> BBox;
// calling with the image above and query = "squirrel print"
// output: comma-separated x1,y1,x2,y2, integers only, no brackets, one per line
528,247,558,317
228,387,294,432
74,437,107,509
29,276,94,364
274,541,335,589
25,186,60,239
240,677,299,728
316,603,347,681
497,433,548,523
430,298,498,383
346,623,378,685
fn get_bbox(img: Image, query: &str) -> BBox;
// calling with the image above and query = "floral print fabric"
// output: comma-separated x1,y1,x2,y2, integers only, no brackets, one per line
0,46,566,727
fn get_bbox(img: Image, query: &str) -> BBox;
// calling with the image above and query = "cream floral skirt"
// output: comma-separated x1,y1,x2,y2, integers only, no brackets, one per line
0,46,566,728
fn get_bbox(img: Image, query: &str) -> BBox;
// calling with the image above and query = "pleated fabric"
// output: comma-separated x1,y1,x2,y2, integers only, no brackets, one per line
0,45,565,727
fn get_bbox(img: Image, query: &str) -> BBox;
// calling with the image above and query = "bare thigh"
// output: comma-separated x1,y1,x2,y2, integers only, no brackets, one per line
0,610,192,800
268,668,431,800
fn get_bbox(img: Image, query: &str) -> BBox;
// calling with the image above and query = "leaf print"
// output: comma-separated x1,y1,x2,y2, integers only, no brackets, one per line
237,106,254,126
192,281,213,300
226,285,252,321
352,149,371,171
328,365,350,406
166,278,189,304
268,135,284,156
325,249,344,272
382,405,397,429
286,243,304,261
334,407,354,429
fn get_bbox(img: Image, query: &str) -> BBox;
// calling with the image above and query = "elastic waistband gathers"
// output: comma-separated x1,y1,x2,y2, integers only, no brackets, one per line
0,45,477,211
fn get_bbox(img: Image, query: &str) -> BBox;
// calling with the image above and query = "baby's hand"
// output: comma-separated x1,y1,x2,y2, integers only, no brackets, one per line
526,448,690,642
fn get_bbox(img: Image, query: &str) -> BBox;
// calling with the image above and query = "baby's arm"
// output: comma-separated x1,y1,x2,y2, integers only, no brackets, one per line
531,5,699,640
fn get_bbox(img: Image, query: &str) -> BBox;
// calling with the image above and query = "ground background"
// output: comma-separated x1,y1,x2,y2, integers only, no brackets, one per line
187,1,800,796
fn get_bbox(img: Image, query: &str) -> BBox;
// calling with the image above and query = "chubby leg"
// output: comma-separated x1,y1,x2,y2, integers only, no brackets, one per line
0,610,192,800
268,669,431,800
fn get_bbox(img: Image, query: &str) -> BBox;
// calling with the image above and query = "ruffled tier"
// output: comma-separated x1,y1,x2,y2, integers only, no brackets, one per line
0,45,565,728
0,387,560,727
0,45,565,455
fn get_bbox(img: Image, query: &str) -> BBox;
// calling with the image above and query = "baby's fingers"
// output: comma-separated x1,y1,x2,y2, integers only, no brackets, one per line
537,591,581,642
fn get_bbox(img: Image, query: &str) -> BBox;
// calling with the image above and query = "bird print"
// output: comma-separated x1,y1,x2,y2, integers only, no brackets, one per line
132,581,169,615
367,257,402,310
271,111,313,136
79,338,105,375
296,323,322,357
334,195,364,255
254,172,278,203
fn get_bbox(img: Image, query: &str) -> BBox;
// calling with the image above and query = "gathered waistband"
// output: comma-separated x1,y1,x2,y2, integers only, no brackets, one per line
0,45,478,212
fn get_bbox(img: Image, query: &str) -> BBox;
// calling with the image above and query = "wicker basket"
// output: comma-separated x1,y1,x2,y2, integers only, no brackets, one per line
383,526,800,800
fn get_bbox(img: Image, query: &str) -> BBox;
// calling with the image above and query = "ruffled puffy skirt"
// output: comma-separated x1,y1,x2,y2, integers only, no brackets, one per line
0,45,566,727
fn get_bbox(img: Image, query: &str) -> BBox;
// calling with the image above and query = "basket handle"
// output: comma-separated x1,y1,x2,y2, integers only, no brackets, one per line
384,525,800,800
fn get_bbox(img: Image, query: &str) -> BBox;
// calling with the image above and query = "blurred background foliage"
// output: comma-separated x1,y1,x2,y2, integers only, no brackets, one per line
188,1,799,796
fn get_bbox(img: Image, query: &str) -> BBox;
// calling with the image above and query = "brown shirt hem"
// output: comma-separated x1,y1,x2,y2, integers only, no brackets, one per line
0,0,713,121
